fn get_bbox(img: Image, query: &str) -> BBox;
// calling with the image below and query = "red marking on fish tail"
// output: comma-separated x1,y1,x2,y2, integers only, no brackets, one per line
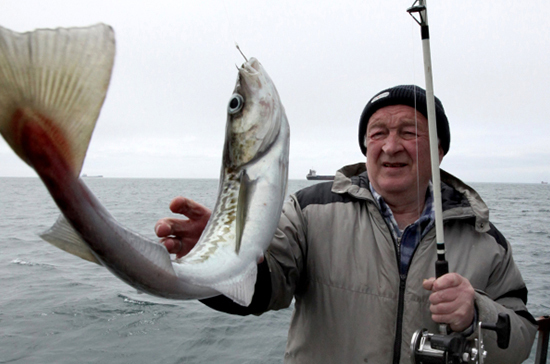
13,108,76,198
12,108,74,170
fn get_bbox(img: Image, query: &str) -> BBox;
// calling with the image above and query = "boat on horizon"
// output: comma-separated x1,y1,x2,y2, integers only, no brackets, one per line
306,169,334,181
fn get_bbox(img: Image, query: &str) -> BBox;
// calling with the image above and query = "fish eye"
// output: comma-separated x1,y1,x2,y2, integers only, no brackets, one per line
227,94,244,114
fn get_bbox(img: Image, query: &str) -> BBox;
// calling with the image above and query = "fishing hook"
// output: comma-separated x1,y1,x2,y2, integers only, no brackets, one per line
236,43,248,62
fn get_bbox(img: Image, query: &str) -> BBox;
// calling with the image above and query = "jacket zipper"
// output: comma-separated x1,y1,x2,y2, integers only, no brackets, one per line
371,202,422,364
377,214,406,364
391,227,437,364
392,235,406,364
393,275,407,364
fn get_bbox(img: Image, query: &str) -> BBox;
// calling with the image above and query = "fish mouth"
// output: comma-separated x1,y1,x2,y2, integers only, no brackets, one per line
236,58,264,95
240,58,261,75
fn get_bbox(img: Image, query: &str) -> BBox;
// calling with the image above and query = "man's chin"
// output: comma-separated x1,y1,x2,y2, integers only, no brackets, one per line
376,179,414,196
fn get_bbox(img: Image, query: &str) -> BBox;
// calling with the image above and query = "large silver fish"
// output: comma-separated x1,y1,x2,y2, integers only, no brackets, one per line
0,24,289,306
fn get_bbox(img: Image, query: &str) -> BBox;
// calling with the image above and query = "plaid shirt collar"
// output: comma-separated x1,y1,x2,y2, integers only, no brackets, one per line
369,181,435,242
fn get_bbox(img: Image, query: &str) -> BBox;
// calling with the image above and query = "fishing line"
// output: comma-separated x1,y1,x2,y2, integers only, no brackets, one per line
410,11,423,254
221,0,241,57
221,0,252,66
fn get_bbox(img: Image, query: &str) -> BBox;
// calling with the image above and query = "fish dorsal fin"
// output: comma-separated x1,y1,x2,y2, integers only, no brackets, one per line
40,214,101,265
0,24,115,176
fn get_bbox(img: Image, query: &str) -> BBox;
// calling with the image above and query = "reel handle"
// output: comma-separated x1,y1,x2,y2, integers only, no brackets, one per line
481,313,511,349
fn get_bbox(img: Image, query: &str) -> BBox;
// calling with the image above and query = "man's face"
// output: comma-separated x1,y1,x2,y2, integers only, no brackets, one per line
365,104,443,201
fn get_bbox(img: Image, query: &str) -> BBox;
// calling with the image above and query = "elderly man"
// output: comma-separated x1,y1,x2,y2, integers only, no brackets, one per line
156,85,536,363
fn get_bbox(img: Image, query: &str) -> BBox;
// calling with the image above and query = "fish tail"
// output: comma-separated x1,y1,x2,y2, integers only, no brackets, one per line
0,24,115,176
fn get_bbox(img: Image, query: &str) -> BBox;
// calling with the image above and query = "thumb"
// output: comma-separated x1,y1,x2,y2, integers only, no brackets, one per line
423,277,436,291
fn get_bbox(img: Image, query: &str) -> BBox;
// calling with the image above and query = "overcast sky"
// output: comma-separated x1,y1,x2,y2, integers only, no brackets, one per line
1,0,549,182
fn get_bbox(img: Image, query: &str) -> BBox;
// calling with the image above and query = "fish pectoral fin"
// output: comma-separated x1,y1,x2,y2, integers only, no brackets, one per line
40,214,102,265
211,261,257,306
236,170,256,254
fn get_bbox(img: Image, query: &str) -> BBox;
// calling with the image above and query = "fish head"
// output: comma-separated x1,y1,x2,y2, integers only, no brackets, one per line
224,58,284,169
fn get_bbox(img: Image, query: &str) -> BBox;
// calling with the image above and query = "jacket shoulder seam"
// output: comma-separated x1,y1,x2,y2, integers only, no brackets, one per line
295,182,357,209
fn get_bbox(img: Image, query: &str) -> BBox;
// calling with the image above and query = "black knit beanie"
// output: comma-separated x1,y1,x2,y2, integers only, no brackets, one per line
358,85,450,156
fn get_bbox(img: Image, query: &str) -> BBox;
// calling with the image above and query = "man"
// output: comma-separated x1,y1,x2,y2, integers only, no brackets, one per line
156,85,537,363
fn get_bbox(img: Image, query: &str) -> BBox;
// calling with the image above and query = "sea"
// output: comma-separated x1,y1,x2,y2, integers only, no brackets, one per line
0,177,548,363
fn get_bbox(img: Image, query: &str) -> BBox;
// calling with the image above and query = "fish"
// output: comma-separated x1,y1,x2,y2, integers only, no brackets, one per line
0,24,290,306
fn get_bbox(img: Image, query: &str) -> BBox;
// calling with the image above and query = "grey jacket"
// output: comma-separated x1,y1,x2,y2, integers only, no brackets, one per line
262,163,536,363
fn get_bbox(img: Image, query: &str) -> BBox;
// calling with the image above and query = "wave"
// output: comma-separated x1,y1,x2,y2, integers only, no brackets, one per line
117,293,180,307
10,258,56,269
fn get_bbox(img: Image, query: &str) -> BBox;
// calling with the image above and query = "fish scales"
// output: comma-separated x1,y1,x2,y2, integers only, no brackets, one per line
0,24,289,307
184,171,241,264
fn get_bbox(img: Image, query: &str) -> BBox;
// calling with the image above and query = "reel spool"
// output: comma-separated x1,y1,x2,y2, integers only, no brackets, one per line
410,313,511,364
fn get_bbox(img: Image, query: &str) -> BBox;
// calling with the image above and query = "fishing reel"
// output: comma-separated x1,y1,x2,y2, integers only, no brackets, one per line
410,313,511,364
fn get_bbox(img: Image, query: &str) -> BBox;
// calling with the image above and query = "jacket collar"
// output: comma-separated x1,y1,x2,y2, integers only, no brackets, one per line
331,162,490,233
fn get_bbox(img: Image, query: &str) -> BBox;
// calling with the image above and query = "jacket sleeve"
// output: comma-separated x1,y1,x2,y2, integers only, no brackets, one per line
264,194,307,310
200,195,307,315
473,226,537,363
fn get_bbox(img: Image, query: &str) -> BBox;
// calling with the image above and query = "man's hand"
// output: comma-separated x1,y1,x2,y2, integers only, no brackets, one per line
423,273,476,332
155,197,211,259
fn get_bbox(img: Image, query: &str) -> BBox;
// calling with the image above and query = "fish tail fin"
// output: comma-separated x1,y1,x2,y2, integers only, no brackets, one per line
40,214,101,265
212,262,257,306
0,24,115,176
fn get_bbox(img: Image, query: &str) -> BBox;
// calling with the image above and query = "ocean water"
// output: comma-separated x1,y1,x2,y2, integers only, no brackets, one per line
0,177,548,363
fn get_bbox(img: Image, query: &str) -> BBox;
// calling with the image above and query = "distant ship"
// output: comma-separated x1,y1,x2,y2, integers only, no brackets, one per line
306,169,334,181
81,174,103,178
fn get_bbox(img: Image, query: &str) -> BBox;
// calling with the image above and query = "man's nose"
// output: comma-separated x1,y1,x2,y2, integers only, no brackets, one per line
381,133,404,154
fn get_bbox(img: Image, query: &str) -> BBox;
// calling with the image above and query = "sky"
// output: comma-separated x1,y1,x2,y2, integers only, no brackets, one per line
1,0,549,182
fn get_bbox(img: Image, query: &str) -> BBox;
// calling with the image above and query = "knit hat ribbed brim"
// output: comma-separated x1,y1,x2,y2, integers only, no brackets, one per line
358,85,450,156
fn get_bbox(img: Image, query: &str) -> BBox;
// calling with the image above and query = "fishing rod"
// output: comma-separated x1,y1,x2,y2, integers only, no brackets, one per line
407,0,447,284
406,1,510,363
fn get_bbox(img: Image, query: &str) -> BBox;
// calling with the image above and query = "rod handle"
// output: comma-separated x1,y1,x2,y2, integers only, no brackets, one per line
435,260,448,279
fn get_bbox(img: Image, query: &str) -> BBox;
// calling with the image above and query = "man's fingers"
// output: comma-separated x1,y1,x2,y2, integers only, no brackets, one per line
155,220,172,237
169,197,211,221
155,218,200,237
160,237,197,258
154,218,184,237
429,287,460,305
424,273,476,332
429,301,456,315
432,273,461,291
431,308,473,332
156,197,212,259
160,237,183,254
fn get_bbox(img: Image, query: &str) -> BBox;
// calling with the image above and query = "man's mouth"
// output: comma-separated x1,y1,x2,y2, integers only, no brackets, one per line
382,162,407,168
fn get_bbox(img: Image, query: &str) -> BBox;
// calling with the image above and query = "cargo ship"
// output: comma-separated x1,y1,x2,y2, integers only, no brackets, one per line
306,169,334,181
